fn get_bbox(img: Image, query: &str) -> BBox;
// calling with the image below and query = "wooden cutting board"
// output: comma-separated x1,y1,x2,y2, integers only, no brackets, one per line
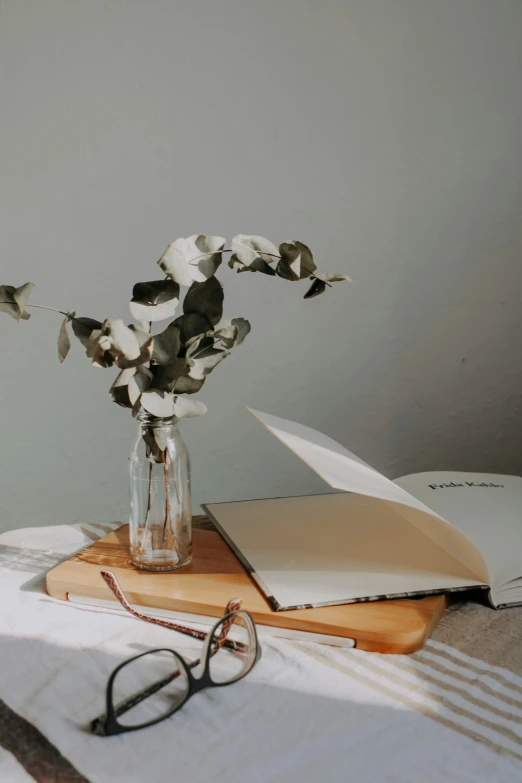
46,521,447,654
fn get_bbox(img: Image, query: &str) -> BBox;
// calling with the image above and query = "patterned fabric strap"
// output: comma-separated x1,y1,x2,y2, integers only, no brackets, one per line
100,570,247,652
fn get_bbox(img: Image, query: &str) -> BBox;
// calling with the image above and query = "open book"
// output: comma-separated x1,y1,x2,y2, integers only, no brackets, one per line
203,409,522,611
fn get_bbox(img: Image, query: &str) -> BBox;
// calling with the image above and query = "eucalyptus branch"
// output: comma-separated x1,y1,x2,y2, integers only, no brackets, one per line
181,248,282,265
0,302,85,324
3,233,348,413
2,233,349,572
28,304,82,321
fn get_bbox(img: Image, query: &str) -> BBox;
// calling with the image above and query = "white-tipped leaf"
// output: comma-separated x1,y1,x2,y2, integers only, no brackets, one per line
71,317,103,347
140,390,176,418
86,319,151,369
231,317,251,346
230,235,279,268
130,280,180,324
13,283,36,319
303,278,326,299
186,336,230,380
109,367,136,407
151,323,181,365
173,396,207,419
158,235,225,285
0,282,35,321
214,317,251,348
104,319,141,359
128,366,153,405
183,276,223,326
189,235,226,279
277,241,316,281
314,272,351,283
57,314,74,362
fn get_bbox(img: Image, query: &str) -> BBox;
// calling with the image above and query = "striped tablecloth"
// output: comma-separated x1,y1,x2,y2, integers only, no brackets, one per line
1,520,521,783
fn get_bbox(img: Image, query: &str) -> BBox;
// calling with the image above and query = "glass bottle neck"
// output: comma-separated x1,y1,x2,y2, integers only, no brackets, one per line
137,412,179,430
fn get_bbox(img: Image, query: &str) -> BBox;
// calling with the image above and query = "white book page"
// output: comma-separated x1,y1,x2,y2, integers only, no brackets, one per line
205,493,486,610
248,409,488,584
395,472,522,595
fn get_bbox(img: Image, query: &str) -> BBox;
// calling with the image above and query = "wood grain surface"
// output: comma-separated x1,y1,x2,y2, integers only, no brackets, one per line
46,518,447,653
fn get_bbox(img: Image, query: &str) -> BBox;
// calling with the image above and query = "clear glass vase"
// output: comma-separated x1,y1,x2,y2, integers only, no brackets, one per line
129,413,192,571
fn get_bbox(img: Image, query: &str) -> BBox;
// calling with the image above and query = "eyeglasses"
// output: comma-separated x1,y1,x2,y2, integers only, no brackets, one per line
91,570,261,736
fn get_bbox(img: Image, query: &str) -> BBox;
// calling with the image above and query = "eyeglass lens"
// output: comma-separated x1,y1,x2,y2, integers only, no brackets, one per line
208,611,257,685
112,649,189,727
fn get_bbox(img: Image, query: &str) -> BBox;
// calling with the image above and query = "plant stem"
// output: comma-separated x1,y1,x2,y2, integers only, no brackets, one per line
162,451,170,538
145,462,153,525
167,448,181,505
29,304,87,322
189,249,281,263
27,304,69,315
162,449,182,559
0,303,88,324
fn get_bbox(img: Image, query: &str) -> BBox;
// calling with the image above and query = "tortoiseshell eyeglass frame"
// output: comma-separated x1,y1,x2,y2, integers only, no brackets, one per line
91,570,261,736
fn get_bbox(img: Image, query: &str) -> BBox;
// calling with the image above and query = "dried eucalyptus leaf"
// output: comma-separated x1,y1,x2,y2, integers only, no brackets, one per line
191,235,226,279
304,278,326,299
173,313,212,345
158,235,225,286
142,426,162,461
86,319,148,369
185,334,214,358
275,259,298,281
117,324,153,369
314,272,351,283
108,320,141,359
132,395,143,418
140,390,176,417
172,374,205,394
158,239,195,287
213,317,251,349
71,317,103,347
213,320,238,349
186,338,230,380
235,257,277,276
86,329,114,368
130,279,180,324
128,366,153,405
154,428,170,452
57,317,71,362
229,235,279,271
277,241,316,281
132,279,180,306
0,283,35,320
173,396,207,419
109,367,136,407
111,386,132,408
0,285,19,320
13,283,36,319
151,359,187,392
183,276,223,327
231,317,251,346
151,324,181,365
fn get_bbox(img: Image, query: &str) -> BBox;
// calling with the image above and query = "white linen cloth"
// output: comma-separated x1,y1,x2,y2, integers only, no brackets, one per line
0,521,521,783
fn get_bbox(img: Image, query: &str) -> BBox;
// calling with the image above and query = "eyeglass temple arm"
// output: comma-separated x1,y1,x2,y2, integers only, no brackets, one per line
99,570,246,653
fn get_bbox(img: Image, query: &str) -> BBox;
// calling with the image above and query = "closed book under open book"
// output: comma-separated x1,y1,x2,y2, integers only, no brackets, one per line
203,409,522,611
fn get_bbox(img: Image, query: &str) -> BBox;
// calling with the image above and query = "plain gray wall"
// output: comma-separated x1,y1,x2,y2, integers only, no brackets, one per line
1,0,522,533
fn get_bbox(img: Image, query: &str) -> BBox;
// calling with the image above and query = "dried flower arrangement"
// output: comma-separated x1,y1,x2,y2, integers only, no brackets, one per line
1,234,348,568
1,235,348,416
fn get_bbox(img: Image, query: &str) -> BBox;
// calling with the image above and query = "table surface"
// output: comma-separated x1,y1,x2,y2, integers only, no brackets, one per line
1,519,521,782
46,519,448,653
